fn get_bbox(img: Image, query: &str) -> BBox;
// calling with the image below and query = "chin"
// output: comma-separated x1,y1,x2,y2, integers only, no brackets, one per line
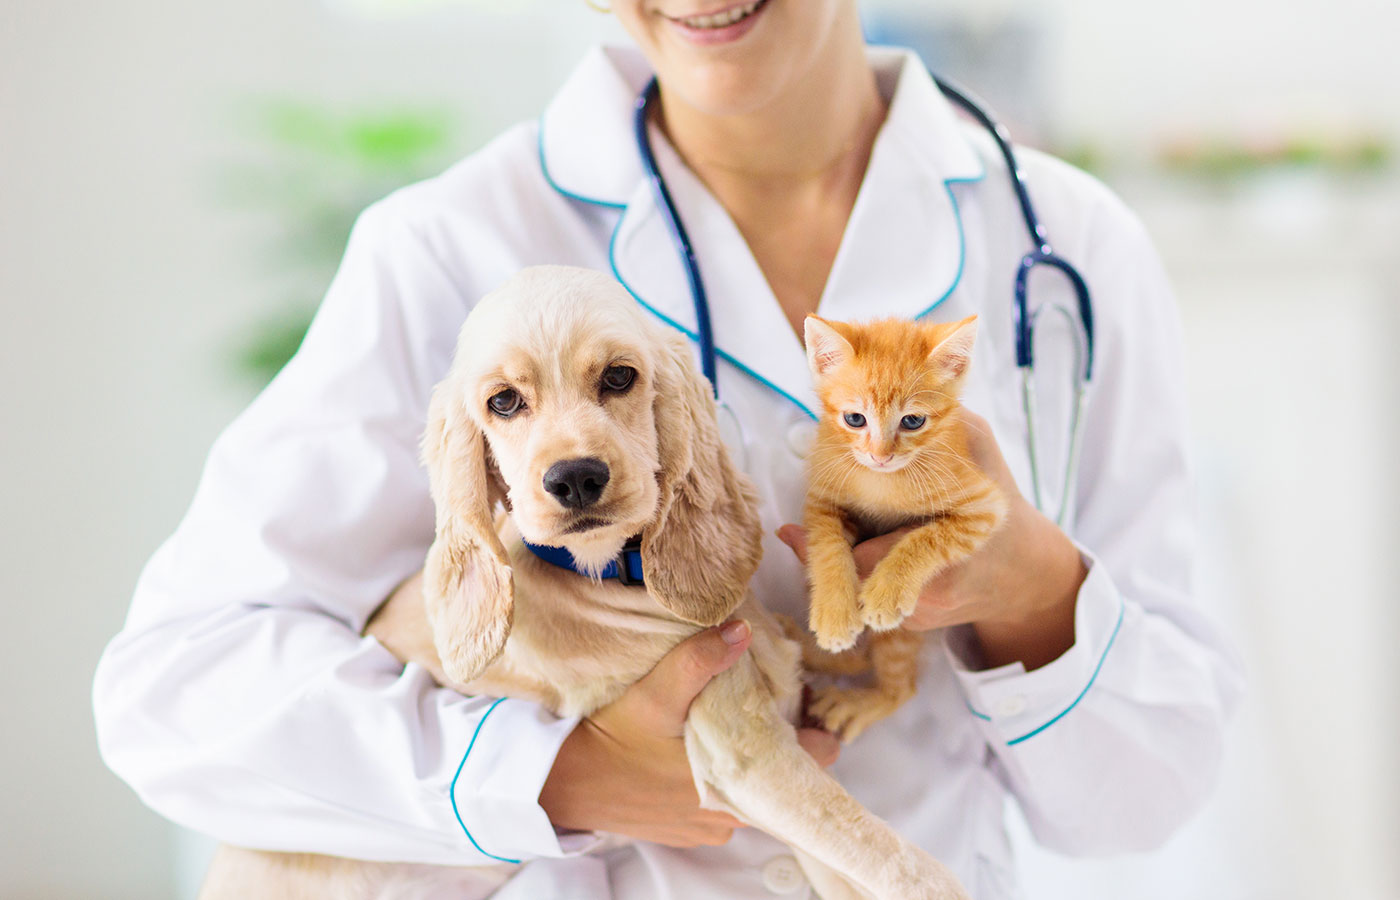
644,4,838,116
557,524,636,576
518,507,649,577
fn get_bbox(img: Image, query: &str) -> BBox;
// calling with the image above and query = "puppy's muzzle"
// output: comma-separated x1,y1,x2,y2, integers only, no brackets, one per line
543,458,610,509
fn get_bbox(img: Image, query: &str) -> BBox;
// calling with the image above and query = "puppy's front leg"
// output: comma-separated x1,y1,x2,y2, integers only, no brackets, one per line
684,657,968,900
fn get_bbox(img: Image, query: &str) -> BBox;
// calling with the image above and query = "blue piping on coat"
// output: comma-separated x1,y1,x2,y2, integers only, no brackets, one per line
964,596,1126,745
537,118,628,210
915,171,986,321
449,696,522,865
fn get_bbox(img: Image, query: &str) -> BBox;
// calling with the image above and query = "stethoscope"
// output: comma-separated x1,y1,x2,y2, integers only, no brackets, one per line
633,74,1095,527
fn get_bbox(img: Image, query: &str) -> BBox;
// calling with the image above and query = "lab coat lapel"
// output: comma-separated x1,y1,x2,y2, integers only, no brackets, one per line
538,46,651,207
817,49,987,325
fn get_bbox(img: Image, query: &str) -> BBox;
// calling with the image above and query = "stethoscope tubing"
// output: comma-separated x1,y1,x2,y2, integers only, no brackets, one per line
634,79,720,395
932,76,1096,383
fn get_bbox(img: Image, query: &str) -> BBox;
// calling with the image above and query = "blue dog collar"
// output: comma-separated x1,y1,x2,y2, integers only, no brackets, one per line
521,536,646,586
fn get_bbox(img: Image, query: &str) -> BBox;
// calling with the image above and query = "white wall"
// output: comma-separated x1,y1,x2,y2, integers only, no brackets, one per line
869,0,1400,149
3,1,1397,897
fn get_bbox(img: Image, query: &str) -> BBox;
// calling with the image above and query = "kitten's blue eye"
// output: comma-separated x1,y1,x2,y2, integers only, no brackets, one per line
843,412,866,428
900,414,927,430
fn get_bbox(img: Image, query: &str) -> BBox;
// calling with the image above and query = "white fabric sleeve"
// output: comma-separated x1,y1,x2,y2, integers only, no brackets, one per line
944,189,1245,855
92,200,593,865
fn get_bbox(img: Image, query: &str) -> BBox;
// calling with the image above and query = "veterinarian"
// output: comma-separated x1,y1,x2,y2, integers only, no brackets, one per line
94,1,1243,897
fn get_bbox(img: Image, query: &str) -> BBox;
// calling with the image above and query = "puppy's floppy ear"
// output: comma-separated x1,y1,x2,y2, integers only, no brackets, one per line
642,333,763,626
420,375,513,684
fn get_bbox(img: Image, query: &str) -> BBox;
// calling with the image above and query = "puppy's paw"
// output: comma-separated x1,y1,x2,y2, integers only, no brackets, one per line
809,686,901,744
887,851,970,900
858,571,918,631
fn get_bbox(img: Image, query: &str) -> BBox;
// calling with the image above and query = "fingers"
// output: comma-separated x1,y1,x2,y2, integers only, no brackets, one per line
780,524,914,582
960,408,992,439
960,409,1019,491
850,527,909,578
627,620,752,737
796,727,841,767
776,524,807,564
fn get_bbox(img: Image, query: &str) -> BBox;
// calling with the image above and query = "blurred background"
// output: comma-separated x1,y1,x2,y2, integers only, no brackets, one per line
2,0,1396,897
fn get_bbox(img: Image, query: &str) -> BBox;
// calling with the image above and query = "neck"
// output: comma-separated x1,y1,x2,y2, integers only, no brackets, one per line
655,25,883,194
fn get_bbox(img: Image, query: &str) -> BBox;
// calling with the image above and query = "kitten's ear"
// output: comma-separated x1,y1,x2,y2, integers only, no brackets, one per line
928,315,978,381
805,316,855,377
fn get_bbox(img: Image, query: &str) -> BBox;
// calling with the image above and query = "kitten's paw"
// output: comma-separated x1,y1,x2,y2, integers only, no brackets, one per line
810,599,864,653
809,686,902,743
858,573,919,631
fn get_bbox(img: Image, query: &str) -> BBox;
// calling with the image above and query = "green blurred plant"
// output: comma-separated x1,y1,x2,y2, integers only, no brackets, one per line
1049,141,1107,177
1159,134,1393,180
220,99,467,385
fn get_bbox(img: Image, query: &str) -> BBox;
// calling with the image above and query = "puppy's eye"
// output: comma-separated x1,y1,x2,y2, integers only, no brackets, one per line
488,389,523,418
843,412,866,428
601,365,636,393
900,414,926,430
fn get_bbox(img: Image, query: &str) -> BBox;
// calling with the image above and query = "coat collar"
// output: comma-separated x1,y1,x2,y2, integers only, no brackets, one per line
538,46,651,208
539,45,987,419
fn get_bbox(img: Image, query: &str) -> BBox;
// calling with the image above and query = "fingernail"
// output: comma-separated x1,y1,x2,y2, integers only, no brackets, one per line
720,620,750,645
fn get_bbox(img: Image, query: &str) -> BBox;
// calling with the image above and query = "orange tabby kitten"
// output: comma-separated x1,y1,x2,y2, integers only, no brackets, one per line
799,314,1007,742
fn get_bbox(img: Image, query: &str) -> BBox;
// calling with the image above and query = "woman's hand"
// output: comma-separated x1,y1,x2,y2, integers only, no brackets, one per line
778,411,1087,671
538,621,841,847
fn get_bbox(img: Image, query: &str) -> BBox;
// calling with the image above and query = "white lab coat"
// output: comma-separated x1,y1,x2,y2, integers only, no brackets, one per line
93,45,1243,900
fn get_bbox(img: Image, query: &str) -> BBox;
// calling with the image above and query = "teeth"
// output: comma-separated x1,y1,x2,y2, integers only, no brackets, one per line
679,1,760,29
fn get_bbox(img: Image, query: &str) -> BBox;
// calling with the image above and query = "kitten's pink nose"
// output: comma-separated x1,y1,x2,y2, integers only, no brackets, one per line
871,453,893,466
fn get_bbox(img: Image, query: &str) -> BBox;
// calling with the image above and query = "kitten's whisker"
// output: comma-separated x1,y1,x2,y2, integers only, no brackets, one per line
959,414,996,443
909,455,958,513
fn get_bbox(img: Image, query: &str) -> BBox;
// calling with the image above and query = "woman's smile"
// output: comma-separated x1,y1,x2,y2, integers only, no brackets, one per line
663,0,770,46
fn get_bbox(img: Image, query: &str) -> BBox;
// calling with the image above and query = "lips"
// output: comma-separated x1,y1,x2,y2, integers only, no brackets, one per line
663,0,769,43
668,0,765,29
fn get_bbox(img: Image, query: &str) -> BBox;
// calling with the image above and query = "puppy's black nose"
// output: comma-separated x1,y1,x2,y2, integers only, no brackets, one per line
543,458,610,509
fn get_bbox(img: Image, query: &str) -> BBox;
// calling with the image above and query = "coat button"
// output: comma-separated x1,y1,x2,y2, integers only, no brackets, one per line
761,855,807,895
786,421,815,458
994,694,1028,717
